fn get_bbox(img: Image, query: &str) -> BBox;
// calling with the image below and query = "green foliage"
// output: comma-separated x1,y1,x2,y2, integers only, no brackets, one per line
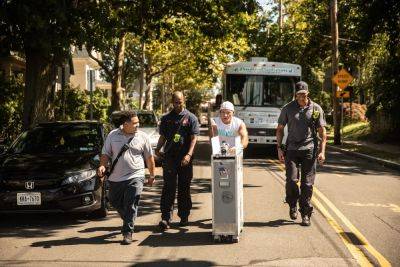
185,89,206,117
54,87,89,121
0,76,24,145
54,87,110,122
90,89,111,123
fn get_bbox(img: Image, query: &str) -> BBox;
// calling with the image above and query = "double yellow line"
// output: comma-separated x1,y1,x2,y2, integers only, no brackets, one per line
267,159,391,267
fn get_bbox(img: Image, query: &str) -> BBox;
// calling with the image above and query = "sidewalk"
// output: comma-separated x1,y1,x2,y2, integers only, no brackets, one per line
327,139,400,171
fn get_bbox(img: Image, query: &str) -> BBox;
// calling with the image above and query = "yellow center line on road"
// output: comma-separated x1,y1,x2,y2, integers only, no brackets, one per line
267,159,391,267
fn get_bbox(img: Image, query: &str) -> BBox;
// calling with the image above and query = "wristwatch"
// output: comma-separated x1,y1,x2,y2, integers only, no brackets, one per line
277,144,285,150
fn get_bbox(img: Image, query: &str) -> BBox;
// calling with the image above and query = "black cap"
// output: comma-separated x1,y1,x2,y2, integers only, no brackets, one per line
295,81,309,94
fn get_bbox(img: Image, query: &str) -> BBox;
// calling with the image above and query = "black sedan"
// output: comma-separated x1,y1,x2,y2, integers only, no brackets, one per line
0,121,109,218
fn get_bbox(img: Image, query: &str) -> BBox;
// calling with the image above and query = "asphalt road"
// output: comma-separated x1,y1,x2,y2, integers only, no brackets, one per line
0,132,399,266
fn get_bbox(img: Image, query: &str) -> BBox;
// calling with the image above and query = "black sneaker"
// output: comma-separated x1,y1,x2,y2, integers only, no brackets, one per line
289,206,298,220
179,217,189,226
301,215,311,226
158,220,170,231
121,232,132,245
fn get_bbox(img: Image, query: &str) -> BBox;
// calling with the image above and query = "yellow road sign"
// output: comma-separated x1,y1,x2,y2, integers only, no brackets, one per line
336,90,350,98
332,69,354,90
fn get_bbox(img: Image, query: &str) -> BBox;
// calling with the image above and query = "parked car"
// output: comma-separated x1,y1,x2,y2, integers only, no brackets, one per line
136,110,160,150
0,121,109,218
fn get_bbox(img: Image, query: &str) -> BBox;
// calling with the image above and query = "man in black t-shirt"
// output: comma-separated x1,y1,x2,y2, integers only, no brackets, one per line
155,91,200,230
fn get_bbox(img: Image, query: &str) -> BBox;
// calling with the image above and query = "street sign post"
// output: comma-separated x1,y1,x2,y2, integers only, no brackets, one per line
335,90,350,98
332,68,354,144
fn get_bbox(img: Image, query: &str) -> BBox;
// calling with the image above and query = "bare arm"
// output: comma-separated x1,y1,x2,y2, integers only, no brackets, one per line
210,124,218,138
97,154,110,178
276,124,285,162
238,123,248,149
318,126,327,154
187,135,197,156
209,118,217,139
181,135,197,166
276,124,285,147
145,155,156,186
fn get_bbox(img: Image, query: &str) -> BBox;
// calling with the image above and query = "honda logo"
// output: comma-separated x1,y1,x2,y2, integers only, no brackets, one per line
25,181,34,190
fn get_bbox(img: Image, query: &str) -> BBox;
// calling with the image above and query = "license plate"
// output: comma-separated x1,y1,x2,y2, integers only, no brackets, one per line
17,192,41,205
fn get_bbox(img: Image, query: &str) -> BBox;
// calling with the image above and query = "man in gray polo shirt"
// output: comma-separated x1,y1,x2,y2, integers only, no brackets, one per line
276,81,327,226
97,110,155,244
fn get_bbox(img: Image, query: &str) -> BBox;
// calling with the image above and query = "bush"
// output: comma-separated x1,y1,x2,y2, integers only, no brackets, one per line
0,76,24,145
342,102,367,124
54,86,110,122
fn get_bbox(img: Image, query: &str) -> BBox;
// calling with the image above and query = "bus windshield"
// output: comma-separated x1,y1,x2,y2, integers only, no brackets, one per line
226,74,299,107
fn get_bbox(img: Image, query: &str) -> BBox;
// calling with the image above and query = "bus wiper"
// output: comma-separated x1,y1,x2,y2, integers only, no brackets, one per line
243,94,260,110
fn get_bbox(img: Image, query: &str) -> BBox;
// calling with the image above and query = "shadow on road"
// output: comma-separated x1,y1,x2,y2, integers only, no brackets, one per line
30,231,121,248
131,259,216,267
0,212,118,238
244,219,299,227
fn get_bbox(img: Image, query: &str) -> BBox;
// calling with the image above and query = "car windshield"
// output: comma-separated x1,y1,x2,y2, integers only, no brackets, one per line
138,113,157,127
10,124,102,154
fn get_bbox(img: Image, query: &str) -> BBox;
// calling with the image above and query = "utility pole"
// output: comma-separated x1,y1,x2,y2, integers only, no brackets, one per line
61,65,66,120
330,0,341,145
89,70,95,120
278,0,283,33
139,41,145,110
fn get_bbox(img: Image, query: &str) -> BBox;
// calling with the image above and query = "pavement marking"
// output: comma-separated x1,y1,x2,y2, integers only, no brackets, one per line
267,159,392,267
312,196,373,267
344,202,400,213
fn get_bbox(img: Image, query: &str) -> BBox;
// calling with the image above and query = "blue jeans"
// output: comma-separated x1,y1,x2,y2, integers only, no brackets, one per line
108,178,144,234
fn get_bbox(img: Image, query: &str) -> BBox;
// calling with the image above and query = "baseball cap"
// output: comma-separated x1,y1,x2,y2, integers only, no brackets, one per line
295,81,309,94
220,101,234,112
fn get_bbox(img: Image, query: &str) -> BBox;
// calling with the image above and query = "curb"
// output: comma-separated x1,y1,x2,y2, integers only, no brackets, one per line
327,145,400,172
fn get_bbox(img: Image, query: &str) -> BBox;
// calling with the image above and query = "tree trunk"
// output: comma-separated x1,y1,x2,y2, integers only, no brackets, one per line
111,33,126,111
142,56,153,110
23,50,55,130
142,78,153,110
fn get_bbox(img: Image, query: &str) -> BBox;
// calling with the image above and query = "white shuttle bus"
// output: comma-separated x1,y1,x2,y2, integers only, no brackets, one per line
221,57,301,145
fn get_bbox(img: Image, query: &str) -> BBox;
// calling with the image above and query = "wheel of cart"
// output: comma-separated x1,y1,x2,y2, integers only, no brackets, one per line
213,235,221,243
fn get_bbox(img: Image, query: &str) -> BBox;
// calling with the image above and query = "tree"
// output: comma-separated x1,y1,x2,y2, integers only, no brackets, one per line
82,0,260,112
0,0,83,129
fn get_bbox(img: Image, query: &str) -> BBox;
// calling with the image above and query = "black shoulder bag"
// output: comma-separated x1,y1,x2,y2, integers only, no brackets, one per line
106,137,133,177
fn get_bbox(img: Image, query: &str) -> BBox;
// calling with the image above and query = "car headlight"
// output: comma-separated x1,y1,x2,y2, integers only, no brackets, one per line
61,170,96,186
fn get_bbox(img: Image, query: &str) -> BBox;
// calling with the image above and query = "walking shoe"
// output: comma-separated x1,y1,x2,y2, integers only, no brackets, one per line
289,206,298,220
121,232,133,245
301,215,311,226
158,220,170,231
179,217,189,226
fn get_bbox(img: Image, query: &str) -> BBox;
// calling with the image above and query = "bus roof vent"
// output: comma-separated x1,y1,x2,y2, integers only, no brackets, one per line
250,57,268,62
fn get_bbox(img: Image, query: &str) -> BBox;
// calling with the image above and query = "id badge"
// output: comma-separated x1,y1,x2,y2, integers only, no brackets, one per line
173,133,181,143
